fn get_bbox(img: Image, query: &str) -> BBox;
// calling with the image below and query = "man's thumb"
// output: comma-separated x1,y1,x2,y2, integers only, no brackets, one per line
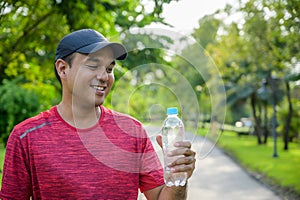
156,134,163,148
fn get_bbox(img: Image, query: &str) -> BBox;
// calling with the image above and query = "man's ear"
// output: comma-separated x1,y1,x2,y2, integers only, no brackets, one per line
55,59,68,80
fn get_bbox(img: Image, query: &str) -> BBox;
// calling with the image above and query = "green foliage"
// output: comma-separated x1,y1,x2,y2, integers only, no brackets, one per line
194,0,300,135
1,0,299,146
192,14,221,48
105,30,190,123
0,78,40,145
0,0,177,82
121,31,172,69
107,64,183,123
0,0,178,85
277,98,300,141
0,0,177,143
171,49,210,122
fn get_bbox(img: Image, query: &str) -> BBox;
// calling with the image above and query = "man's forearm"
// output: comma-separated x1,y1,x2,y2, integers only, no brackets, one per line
158,184,187,200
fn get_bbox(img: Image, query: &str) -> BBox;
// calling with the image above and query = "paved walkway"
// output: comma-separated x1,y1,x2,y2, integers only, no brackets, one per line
139,126,281,200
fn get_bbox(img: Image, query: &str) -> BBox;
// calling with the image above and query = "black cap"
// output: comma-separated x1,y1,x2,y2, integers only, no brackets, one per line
55,29,127,61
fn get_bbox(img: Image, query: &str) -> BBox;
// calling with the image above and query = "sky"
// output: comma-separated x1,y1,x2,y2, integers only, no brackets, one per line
147,0,237,33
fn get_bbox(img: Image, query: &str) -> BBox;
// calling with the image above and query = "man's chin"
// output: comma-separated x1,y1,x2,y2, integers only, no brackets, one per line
94,98,104,107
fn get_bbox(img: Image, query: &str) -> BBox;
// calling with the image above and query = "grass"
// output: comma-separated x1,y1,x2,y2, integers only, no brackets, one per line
0,143,5,184
199,128,300,197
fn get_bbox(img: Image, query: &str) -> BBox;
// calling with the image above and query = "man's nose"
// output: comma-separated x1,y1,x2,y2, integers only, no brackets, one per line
96,67,108,81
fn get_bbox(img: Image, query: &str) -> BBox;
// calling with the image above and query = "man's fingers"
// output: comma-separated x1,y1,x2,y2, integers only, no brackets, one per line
170,163,195,173
167,155,196,167
174,141,191,148
168,148,195,157
156,134,163,148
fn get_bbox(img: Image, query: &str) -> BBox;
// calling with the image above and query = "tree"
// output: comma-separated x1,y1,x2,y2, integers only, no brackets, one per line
169,14,227,130
201,0,299,146
0,0,178,144
0,0,177,82
261,0,300,150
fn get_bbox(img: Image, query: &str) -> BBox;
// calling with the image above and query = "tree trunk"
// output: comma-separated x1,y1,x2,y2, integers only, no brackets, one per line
283,81,293,150
263,103,269,144
250,93,262,144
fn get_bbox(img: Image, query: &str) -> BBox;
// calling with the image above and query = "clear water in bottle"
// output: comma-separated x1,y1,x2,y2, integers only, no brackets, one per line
162,107,187,187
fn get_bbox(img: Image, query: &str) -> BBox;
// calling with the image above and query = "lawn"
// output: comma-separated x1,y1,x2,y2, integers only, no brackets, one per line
203,129,300,196
0,143,5,184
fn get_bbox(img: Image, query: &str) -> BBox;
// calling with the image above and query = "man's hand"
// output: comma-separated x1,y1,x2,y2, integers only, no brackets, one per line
156,135,196,180
144,135,196,200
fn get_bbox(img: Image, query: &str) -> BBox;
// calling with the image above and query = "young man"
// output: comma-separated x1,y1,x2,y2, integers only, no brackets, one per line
0,29,196,199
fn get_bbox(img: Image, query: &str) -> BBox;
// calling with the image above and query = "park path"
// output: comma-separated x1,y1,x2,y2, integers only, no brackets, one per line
138,126,281,200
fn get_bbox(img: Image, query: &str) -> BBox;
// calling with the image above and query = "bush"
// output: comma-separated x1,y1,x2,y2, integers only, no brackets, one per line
0,78,40,146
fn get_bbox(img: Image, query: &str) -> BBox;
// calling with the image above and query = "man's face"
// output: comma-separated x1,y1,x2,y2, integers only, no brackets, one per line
65,46,115,107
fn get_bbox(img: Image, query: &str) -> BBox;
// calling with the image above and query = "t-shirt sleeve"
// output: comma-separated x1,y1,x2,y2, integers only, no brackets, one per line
0,129,32,199
138,129,164,192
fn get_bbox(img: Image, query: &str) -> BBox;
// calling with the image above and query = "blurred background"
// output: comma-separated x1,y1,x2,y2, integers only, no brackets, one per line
0,0,299,199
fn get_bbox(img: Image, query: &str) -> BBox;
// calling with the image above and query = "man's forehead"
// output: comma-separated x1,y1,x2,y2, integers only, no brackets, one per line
84,54,115,65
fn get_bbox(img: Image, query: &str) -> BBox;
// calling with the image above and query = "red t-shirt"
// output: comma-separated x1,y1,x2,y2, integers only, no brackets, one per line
0,106,164,199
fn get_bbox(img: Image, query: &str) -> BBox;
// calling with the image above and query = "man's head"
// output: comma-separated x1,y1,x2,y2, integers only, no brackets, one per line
54,29,127,107
54,29,127,84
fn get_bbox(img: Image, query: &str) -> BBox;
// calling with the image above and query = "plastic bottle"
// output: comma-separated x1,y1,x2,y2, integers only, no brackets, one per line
162,107,187,187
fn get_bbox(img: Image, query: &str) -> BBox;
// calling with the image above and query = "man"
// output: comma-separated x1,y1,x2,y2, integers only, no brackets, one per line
0,29,196,199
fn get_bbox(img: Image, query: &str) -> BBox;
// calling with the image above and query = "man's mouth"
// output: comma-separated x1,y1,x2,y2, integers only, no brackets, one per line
92,85,106,91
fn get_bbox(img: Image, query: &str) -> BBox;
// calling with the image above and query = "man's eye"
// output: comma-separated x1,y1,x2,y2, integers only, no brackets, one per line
86,65,98,69
106,67,113,73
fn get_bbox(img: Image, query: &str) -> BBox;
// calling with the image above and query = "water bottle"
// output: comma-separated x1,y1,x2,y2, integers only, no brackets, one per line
162,107,187,187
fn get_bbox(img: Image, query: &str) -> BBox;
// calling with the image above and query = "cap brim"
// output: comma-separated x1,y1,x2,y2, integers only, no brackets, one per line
76,42,127,60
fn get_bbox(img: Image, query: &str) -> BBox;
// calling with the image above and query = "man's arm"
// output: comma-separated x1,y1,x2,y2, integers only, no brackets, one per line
144,184,187,200
144,136,196,200
0,132,31,199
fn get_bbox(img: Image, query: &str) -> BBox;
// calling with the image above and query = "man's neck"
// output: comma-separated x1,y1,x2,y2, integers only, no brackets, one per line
57,102,101,129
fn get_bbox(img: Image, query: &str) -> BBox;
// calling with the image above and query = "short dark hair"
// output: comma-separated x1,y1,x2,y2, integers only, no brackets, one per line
54,53,76,85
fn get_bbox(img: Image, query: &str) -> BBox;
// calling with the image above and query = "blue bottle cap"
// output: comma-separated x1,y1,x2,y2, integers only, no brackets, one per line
167,107,178,115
